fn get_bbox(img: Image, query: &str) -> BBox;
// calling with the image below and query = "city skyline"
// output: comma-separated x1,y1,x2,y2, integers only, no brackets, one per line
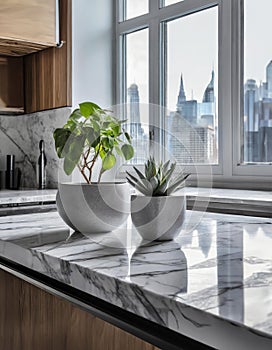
127,65,217,165
127,55,272,165
126,1,272,113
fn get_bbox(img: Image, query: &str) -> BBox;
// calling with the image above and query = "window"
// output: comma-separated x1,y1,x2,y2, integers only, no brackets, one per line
165,7,218,165
122,0,149,21
125,28,149,163
115,0,272,187
243,0,272,164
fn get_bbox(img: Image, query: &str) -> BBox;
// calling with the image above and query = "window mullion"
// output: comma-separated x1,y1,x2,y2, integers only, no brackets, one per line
218,0,233,177
149,17,161,161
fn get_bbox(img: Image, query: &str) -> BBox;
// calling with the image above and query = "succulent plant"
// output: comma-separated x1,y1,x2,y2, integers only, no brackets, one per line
126,157,190,196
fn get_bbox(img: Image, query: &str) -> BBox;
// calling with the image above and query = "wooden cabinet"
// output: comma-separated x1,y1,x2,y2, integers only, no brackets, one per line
0,0,71,114
0,56,24,113
0,0,59,57
23,0,71,113
0,268,159,350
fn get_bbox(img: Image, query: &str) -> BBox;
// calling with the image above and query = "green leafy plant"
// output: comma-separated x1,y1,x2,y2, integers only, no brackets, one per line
126,157,190,196
53,102,134,183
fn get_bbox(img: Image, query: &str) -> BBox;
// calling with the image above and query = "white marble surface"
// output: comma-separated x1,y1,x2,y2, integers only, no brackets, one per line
0,211,272,349
0,189,57,206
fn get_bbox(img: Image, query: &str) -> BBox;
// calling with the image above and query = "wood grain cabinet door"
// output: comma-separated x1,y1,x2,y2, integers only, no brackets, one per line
0,56,24,113
0,268,160,350
0,0,59,56
23,0,72,113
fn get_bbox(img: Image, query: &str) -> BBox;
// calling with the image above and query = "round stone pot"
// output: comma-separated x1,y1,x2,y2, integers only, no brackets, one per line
57,182,130,234
131,194,186,241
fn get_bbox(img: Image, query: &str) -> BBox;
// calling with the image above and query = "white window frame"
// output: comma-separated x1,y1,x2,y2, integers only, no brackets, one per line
114,0,272,189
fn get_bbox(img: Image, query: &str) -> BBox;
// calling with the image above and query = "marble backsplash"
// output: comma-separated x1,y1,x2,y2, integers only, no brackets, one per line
0,108,71,189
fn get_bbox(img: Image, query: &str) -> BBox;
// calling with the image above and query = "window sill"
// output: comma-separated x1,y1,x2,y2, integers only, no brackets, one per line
186,187,272,218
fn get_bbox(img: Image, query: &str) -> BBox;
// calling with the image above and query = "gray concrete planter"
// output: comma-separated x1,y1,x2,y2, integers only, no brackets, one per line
57,182,130,234
131,194,186,241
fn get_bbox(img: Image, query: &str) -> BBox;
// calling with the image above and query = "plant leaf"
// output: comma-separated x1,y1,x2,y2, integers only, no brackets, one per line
114,145,123,157
121,144,134,160
166,173,190,195
63,157,77,176
67,135,86,163
124,132,132,144
79,102,101,118
132,166,145,180
145,157,157,180
126,171,149,192
126,177,152,196
69,109,82,121
53,128,72,158
102,153,116,170
159,162,176,188
162,160,170,173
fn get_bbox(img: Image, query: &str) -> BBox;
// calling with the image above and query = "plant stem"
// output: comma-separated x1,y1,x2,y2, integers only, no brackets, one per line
98,169,104,183
77,164,89,184
88,151,99,183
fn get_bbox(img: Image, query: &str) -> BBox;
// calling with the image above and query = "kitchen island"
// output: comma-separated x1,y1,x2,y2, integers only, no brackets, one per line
0,210,272,349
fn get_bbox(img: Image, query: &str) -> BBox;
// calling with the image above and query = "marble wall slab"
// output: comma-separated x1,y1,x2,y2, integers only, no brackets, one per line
0,108,71,189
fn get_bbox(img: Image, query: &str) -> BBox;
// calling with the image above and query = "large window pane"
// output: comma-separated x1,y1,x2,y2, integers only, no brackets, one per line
125,28,149,164
124,0,148,20
243,0,272,163
165,7,218,165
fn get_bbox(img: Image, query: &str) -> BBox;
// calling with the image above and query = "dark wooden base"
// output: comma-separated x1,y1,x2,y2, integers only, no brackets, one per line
0,269,159,350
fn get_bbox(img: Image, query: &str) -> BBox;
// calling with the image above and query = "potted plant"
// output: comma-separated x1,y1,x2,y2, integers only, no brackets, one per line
53,101,134,234
127,157,190,241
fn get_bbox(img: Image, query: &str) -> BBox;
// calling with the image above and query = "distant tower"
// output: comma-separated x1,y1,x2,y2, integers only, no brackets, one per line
244,79,258,132
244,79,259,162
177,74,186,112
266,61,272,98
128,83,140,125
203,70,215,103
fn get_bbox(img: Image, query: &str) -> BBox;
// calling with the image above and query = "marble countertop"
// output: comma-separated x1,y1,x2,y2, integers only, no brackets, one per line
0,189,57,206
0,211,272,349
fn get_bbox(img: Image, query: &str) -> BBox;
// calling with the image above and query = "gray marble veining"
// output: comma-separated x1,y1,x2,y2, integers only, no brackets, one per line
0,108,71,189
0,211,272,349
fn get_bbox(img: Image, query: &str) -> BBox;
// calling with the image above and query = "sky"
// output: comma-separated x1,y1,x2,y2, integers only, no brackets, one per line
126,1,272,114
244,0,272,83
167,6,218,110
126,4,218,114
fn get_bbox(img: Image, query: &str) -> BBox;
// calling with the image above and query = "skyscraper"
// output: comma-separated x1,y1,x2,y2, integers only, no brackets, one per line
198,70,216,129
166,71,217,164
244,79,259,162
244,79,258,132
202,70,215,103
266,60,272,98
127,83,147,163
177,74,186,111
176,74,197,125
128,83,140,126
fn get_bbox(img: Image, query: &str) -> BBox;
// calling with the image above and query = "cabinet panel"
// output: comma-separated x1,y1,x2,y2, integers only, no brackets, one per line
0,0,58,56
24,0,71,113
0,268,159,350
0,56,24,113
